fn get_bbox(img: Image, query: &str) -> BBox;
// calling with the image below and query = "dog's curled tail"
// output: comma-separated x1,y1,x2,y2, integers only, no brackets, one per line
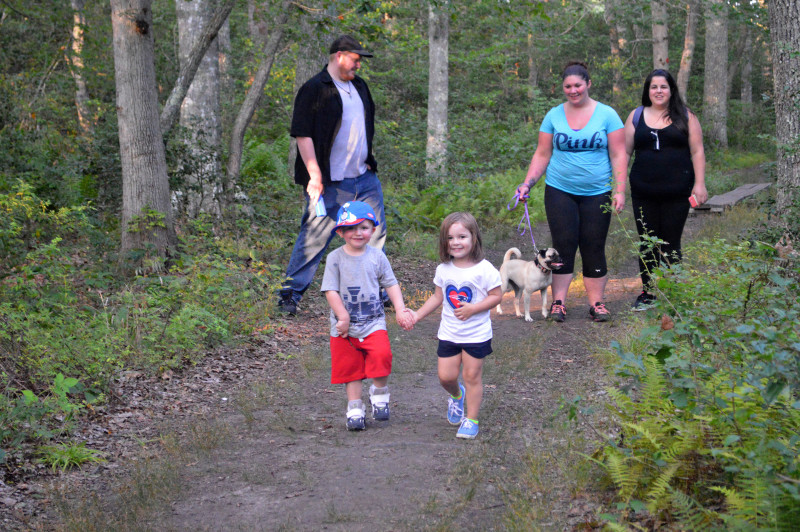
504,247,522,262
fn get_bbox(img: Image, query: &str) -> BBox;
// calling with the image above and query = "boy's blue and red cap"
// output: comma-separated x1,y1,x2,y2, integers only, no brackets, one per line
333,201,378,231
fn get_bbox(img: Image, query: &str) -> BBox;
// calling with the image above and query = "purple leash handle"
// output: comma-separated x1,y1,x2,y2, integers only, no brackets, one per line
507,190,539,254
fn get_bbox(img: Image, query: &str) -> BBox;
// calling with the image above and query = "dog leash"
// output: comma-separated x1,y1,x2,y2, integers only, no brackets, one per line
507,188,539,254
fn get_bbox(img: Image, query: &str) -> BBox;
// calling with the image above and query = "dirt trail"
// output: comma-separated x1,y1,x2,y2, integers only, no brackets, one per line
4,209,725,531
160,292,628,531
151,225,647,531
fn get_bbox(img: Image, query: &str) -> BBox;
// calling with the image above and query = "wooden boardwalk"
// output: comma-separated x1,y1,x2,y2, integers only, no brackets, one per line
691,182,771,213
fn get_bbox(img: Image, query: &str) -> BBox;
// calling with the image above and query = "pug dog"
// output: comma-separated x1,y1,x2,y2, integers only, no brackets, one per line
496,247,563,322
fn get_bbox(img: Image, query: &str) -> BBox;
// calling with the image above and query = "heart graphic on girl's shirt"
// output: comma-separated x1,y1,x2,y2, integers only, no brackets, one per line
445,285,473,309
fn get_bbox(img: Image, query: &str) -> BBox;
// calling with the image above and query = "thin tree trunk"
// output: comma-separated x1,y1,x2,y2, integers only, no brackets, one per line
768,0,800,224
605,0,625,102
726,29,747,99
702,0,728,147
740,29,753,106
67,0,92,135
288,6,324,178
218,17,232,131
159,0,235,136
176,0,222,218
677,0,698,99
226,2,291,199
651,0,668,69
111,0,177,263
426,0,449,180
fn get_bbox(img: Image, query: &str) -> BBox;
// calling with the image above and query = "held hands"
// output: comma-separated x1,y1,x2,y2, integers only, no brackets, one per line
395,308,416,330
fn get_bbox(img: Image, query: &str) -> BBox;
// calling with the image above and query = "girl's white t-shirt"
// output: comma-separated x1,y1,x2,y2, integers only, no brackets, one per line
433,259,501,343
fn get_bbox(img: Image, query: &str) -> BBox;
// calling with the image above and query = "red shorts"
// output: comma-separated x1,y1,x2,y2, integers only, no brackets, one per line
330,330,392,384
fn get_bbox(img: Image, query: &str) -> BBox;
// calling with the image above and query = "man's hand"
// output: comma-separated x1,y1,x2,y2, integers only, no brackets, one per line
307,177,324,205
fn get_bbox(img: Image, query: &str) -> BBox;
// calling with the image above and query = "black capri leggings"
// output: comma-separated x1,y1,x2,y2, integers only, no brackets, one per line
631,196,690,289
544,185,611,278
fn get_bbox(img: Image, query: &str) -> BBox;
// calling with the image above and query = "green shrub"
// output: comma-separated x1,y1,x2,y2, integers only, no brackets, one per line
598,239,800,528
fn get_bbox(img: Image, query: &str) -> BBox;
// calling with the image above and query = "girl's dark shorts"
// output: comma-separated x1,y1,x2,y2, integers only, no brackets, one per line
437,339,492,359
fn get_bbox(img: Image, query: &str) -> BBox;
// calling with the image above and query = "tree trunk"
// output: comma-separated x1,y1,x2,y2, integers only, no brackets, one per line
605,0,625,102
651,0,668,69
159,0,235,136
111,0,177,264
426,0,449,180
740,29,753,106
67,0,92,135
677,0,698,99
288,6,324,178
218,16,232,132
702,0,728,147
226,2,291,199
176,0,222,218
768,0,800,225
726,29,747,99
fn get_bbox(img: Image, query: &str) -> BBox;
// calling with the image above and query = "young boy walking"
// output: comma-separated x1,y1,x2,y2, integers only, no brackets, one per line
321,201,413,430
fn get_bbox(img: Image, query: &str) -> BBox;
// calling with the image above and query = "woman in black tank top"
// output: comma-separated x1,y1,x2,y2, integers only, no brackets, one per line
624,70,707,310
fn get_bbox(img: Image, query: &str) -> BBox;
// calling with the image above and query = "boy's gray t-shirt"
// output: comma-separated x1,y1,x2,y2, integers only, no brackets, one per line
321,246,398,339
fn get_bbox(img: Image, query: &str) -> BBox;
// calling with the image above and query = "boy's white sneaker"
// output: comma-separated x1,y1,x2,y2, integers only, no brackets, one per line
346,406,366,431
369,385,390,421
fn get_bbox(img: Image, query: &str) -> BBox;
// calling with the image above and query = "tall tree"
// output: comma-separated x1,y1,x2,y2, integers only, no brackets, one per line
740,29,753,106
768,0,800,224
288,3,325,178
159,0,235,136
111,0,177,262
176,0,222,217
67,0,92,135
651,0,668,69
702,0,728,147
604,0,626,101
677,0,699,98
426,0,448,179
226,1,292,199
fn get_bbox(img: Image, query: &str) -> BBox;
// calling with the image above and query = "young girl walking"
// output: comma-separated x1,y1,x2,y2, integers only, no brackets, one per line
410,212,502,439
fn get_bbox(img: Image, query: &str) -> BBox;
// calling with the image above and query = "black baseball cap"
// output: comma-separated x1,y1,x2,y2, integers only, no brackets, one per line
329,35,373,58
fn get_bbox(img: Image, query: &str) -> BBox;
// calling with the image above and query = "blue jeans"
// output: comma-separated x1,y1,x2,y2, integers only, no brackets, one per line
281,169,386,303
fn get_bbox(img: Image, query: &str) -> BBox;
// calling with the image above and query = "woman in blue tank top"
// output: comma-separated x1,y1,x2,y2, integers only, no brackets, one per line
515,62,628,323
624,69,707,311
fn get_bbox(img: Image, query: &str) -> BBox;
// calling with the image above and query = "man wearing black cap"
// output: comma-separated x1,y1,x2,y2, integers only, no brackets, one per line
278,35,385,315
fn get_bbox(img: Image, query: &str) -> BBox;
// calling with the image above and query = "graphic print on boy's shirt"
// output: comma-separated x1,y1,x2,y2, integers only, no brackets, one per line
342,285,382,322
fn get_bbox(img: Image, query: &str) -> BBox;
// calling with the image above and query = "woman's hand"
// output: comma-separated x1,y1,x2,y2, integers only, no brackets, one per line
612,191,625,213
692,184,708,205
516,183,531,199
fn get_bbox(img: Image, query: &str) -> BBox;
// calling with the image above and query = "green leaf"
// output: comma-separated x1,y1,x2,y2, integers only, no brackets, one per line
21,390,38,404
629,499,647,513
723,435,741,446
764,381,785,404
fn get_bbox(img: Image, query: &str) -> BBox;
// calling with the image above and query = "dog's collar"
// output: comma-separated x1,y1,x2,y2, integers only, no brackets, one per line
534,255,550,273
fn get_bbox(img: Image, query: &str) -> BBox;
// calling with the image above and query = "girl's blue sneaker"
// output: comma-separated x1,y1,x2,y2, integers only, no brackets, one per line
447,384,466,425
456,418,479,439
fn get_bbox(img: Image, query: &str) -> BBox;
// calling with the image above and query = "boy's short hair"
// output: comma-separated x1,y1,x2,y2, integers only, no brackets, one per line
333,201,378,233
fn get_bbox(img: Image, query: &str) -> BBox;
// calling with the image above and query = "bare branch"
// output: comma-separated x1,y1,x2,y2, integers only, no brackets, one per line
159,0,236,136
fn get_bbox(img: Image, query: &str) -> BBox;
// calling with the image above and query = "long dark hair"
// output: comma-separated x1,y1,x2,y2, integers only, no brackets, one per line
641,69,689,136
